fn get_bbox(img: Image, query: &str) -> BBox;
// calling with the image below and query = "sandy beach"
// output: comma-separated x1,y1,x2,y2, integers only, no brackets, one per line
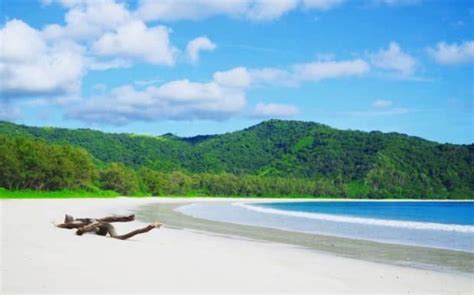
1,198,473,294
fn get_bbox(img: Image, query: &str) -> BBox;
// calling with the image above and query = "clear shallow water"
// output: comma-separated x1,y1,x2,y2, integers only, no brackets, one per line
257,201,474,225
176,201,474,252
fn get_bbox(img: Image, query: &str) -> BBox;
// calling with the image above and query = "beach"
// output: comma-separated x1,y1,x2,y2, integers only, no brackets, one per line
1,198,473,294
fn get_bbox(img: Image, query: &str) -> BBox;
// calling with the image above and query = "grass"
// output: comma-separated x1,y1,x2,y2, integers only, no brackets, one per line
0,188,119,199
0,187,335,199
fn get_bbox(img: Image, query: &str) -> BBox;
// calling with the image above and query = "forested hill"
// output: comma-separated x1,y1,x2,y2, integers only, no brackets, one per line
1,120,473,198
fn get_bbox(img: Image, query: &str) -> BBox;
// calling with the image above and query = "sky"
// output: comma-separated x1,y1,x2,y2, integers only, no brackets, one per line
0,0,473,144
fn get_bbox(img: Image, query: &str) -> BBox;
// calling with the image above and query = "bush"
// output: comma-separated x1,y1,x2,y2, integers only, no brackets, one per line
99,163,139,195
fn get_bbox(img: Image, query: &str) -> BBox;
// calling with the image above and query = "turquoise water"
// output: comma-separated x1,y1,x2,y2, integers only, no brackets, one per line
256,201,474,225
176,201,474,252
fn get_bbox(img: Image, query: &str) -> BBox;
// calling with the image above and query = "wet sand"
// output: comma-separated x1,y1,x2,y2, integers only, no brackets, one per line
136,201,474,274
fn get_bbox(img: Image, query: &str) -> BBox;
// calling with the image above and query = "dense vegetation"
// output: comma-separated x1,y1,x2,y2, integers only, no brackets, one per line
0,120,472,199
0,135,95,191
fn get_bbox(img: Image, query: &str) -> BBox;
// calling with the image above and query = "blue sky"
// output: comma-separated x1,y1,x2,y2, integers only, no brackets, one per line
0,0,473,143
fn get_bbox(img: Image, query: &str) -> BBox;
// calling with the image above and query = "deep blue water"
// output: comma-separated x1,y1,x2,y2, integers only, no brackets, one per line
176,201,474,252
257,201,474,225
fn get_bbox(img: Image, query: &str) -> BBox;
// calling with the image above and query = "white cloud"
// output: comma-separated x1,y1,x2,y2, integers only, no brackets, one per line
302,0,344,10
186,36,217,62
92,20,177,65
428,41,474,65
133,77,164,86
245,0,298,21
293,59,370,82
0,20,85,97
252,103,299,118
41,0,84,8
0,19,46,62
42,0,178,68
372,99,393,108
136,0,344,22
42,0,131,41
86,58,132,71
67,72,248,124
210,57,371,90
66,56,373,124
213,58,370,89
213,67,252,88
214,67,291,88
135,0,250,21
370,42,416,76
249,68,292,85
375,0,421,6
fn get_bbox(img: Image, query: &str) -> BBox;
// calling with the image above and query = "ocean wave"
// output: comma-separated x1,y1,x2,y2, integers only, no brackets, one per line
234,202,474,233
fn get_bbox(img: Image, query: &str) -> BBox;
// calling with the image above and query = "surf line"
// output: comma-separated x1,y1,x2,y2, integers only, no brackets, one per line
234,202,474,233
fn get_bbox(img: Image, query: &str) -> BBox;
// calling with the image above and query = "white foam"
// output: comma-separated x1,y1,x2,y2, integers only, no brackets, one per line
234,202,474,233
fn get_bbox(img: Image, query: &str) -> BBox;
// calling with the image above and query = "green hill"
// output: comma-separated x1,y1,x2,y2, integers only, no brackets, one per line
0,120,472,198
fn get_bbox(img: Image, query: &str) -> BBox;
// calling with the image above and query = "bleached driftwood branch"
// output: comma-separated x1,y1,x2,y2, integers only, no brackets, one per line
55,214,161,240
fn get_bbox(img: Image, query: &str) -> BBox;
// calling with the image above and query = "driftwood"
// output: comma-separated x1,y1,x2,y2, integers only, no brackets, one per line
56,214,161,240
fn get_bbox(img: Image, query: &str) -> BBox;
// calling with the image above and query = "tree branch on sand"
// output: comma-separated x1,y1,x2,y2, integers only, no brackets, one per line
55,214,161,240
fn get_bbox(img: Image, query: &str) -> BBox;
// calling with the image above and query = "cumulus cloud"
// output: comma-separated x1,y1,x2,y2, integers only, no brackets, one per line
0,0,182,100
302,0,344,10
67,57,371,124
221,59,370,86
214,58,369,89
245,0,299,21
67,70,249,124
86,58,132,71
43,0,178,67
135,0,248,22
248,68,291,85
372,99,393,108
92,20,177,65
42,0,131,41
186,36,217,62
213,67,252,88
293,59,370,82
136,0,344,22
251,103,299,118
0,20,85,97
370,42,416,76
375,0,421,6
428,41,474,65
41,0,84,8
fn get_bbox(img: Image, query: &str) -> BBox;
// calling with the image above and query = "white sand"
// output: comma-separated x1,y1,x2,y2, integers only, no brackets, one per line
1,198,473,294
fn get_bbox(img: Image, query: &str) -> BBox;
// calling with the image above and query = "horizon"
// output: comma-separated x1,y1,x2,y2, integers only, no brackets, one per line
0,0,473,144
3,118,471,145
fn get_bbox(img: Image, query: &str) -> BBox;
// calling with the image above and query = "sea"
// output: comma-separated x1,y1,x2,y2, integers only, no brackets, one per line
176,201,474,252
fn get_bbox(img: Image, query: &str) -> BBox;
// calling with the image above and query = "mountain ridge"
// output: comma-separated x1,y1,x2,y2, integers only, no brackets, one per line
0,119,472,198
0,119,451,144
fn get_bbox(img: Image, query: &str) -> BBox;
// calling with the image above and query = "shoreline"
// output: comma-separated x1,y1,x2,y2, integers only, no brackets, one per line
2,194,474,201
2,198,473,293
136,200,474,274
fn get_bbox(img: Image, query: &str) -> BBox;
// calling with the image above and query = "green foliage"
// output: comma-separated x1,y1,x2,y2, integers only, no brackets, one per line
0,135,94,191
0,187,118,199
345,181,370,199
0,120,473,199
99,163,139,195
294,135,314,152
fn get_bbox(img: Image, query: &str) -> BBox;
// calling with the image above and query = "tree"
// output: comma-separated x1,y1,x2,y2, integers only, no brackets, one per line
99,163,139,195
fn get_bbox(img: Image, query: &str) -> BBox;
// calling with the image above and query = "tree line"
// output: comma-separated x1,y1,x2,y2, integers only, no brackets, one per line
1,134,471,199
